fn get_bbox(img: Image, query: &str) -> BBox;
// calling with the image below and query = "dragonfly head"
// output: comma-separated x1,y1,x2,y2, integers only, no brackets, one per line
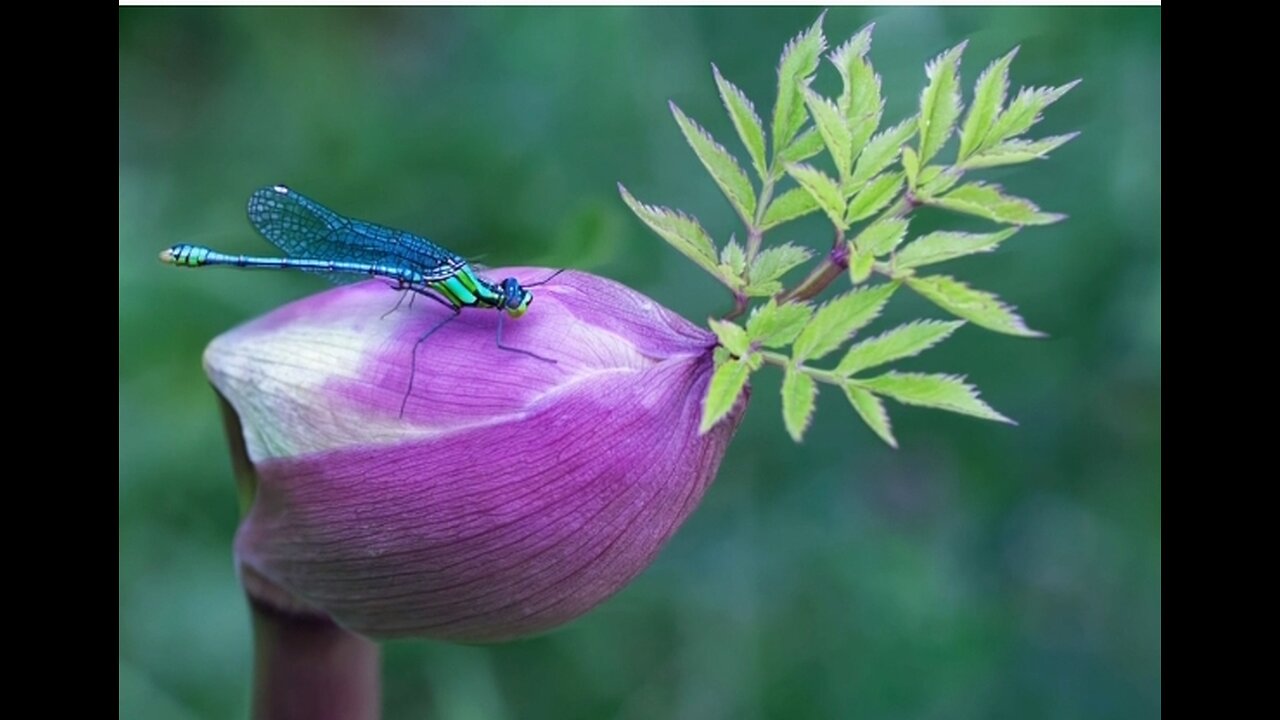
500,277,533,318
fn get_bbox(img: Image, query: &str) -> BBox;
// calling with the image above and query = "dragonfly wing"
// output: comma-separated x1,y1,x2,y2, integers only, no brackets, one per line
246,185,469,285
418,256,472,282
247,185,345,254
338,215,467,276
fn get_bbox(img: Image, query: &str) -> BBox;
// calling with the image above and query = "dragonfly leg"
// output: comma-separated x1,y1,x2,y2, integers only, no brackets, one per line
381,283,443,320
380,289,415,320
399,308,462,418
495,313,557,363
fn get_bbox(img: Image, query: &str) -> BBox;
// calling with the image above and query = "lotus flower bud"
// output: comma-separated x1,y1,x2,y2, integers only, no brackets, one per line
207,270,746,642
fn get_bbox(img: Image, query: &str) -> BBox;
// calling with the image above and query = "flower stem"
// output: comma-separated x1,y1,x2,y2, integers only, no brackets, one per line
759,350,848,386
723,291,749,321
778,190,919,304
218,393,382,720
779,230,849,304
747,178,776,263
250,598,381,720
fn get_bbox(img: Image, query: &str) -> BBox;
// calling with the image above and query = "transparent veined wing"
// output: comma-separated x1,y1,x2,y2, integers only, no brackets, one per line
247,185,469,283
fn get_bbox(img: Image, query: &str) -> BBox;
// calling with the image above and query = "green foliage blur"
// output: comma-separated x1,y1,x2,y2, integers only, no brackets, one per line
120,7,1160,719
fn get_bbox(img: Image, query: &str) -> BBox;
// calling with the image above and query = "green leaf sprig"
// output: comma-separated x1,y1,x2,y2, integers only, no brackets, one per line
619,12,1078,446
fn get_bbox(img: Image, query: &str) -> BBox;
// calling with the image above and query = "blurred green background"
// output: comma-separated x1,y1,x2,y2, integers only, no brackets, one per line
120,6,1160,719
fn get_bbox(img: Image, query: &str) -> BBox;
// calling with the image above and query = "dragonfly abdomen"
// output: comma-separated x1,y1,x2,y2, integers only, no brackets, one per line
160,243,425,285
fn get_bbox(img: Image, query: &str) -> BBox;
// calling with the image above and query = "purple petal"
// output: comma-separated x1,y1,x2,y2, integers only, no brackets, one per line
210,269,748,641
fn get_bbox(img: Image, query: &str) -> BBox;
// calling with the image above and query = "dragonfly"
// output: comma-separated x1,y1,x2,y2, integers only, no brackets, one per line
160,185,562,416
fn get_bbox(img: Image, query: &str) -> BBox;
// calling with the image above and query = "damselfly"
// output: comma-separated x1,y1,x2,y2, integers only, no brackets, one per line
160,185,561,415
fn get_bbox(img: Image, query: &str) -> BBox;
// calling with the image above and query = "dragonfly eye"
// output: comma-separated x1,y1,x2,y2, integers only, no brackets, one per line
500,278,524,309
500,279,532,318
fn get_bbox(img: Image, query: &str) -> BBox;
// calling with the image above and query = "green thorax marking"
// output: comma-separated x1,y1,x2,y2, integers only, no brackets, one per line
431,265,503,309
